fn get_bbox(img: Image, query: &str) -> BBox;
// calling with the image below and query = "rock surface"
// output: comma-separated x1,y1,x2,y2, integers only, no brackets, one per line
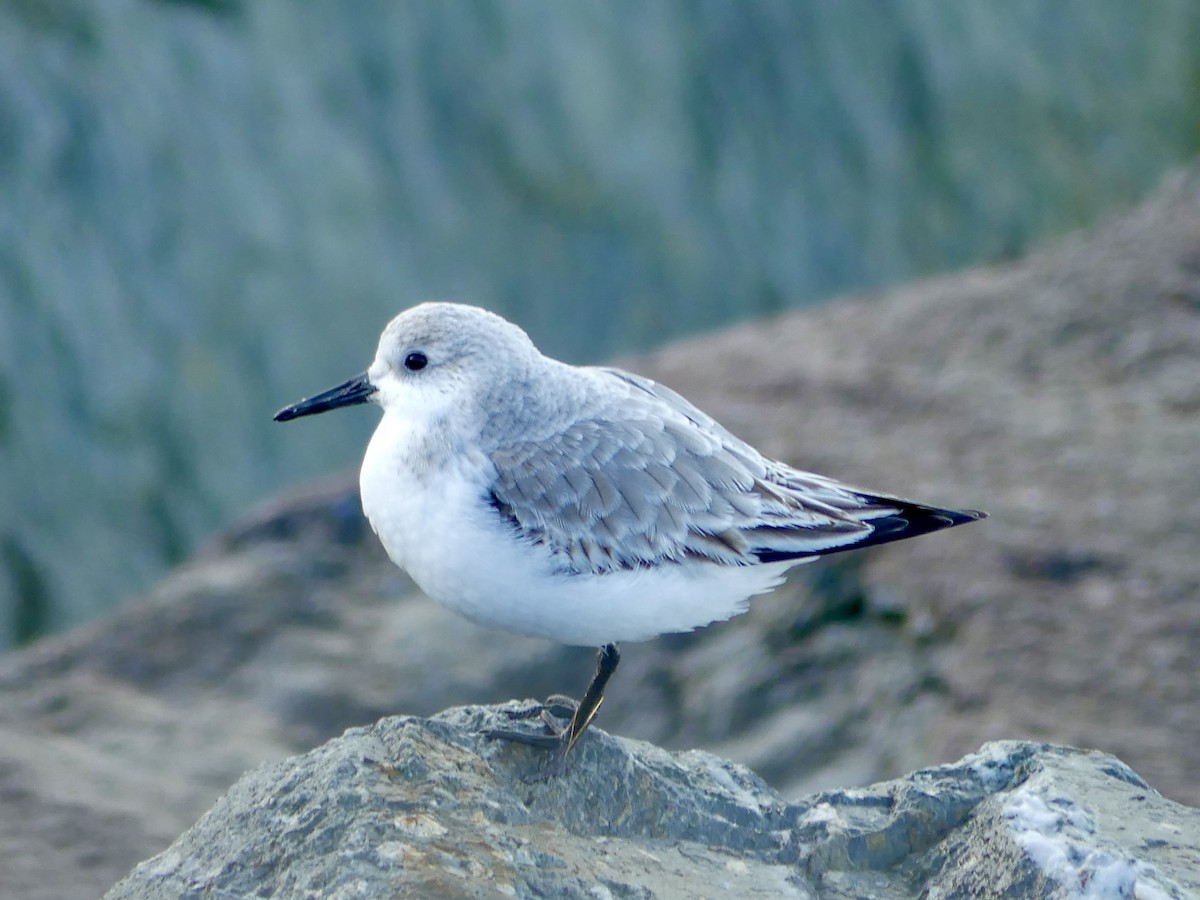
2,165,1200,898
105,709,1198,899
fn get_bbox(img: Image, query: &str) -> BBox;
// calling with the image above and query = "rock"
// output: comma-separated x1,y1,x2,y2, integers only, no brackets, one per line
105,710,1198,899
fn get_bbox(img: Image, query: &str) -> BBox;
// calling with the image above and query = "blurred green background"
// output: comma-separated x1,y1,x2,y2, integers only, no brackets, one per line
1,0,1198,649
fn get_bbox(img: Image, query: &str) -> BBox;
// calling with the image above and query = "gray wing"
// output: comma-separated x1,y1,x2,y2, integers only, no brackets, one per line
488,368,982,574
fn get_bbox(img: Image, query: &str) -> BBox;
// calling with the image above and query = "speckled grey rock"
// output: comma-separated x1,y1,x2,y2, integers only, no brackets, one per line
105,711,1198,899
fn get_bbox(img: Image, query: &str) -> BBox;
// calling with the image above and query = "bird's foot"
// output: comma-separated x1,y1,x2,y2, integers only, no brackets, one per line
482,695,577,750
482,644,620,763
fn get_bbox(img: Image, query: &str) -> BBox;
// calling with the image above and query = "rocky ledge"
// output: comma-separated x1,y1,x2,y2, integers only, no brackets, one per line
107,705,1197,899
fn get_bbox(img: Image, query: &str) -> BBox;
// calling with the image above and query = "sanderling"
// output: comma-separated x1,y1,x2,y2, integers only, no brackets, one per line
275,302,984,754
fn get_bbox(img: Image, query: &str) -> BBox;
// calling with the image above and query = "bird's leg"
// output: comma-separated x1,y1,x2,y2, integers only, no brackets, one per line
563,643,620,753
483,644,621,754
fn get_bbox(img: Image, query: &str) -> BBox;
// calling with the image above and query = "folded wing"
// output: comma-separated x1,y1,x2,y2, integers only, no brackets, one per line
488,368,983,575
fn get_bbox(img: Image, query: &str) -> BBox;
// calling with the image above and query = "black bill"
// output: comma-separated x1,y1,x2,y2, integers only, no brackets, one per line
273,372,376,422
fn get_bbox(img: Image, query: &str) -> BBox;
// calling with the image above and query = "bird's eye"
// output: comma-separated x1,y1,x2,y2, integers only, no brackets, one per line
404,352,428,371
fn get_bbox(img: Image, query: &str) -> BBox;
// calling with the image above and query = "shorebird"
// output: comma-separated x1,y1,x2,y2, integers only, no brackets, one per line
275,302,984,754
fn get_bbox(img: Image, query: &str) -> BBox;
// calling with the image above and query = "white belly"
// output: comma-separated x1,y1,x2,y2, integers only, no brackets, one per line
359,414,801,646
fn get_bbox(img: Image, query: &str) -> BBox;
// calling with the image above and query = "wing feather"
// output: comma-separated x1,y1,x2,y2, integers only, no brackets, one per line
488,367,982,574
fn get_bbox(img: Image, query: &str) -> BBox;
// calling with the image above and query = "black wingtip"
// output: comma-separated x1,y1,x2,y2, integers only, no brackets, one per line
756,499,986,564
853,500,987,550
